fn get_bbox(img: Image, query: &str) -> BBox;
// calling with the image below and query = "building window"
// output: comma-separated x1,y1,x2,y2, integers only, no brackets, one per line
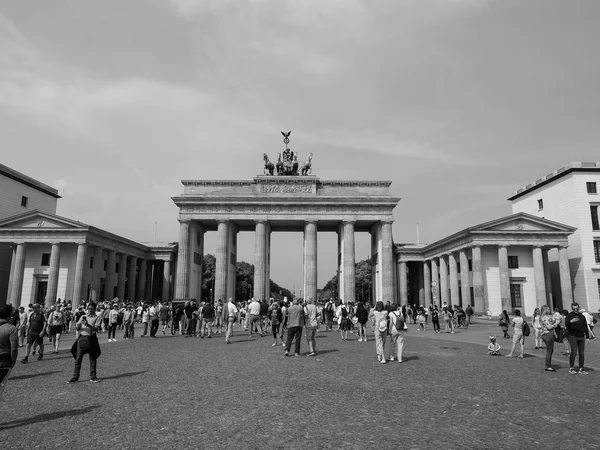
193,252,202,265
41,253,50,266
587,182,597,194
595,240,600,264
508,256,519,269
510,284,522,308
537,199,544,210
591,206,599,231
21,196,28,207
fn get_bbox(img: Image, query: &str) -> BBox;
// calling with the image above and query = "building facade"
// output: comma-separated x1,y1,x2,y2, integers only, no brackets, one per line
510,161,600,313
395,213,576,316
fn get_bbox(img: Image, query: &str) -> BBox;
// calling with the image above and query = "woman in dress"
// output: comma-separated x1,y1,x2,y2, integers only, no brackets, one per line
506,309,525,358
498,310,510,339
388,303,405,362
540,305,558,371
370,301,389,364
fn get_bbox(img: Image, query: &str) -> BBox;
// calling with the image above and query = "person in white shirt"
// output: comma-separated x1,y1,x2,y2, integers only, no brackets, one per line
224,298,238,344
580,309,596,340
246,298,263,337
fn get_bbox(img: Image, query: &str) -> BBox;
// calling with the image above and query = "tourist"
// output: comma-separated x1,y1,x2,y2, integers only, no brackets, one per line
532,307,543,349
224,298,238,344
21,304,46,363
388,303,405,362
323,299,334,331
580,309,596,340
355,300,369,342
101,305,109,333
431,306,440,333
200,300,215,338
17,306,27,347
279,300,288,341
417,306,426,331
123,304,135,339
160,301,170,335
68,302,102,383
215,299,223,334
466,304,474,324
498,310,510,339
371,301,389,364
553,308,570,355
338,302,350,341
304,298,318,356
247,297,264,337
108,304,119,342
315,301,323,332
565,302,590,374
48,305,66,353
540,305,558,371
284,298,305,356
486,307,493,320
269,301,283,346
260,299,269,333
141,305,150,337
506,309,525,359
488,336,501,355
442,305,454,334
0,304,18,386
184,301,194,337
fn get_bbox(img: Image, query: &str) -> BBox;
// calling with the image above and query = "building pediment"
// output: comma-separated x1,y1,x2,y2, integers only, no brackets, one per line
470,213,576,234
0,211,88,230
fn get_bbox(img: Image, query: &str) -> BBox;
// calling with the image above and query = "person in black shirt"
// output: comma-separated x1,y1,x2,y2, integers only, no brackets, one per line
565,302,590,375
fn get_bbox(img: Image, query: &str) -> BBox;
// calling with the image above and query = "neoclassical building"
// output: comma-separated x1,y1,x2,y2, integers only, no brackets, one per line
395,213,576,315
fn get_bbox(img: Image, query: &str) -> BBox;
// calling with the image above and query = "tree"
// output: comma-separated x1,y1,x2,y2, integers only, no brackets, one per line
319,258,372,303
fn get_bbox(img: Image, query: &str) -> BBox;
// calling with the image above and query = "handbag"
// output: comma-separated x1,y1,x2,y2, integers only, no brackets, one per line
78,335,91,352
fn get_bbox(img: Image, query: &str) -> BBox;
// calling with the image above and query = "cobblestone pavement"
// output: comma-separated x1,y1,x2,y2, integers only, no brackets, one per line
1,322,598,450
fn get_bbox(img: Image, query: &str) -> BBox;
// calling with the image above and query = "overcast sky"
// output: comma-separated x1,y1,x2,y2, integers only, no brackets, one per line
2,0,599,295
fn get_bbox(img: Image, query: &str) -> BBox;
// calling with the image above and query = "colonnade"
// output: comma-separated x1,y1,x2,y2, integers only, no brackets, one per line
6,241,172,309
397,244,573,312
175,219,397,305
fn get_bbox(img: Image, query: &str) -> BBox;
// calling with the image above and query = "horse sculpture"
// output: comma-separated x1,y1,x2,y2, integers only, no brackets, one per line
276,153,284,176
300,152,313,176
263,153,274,175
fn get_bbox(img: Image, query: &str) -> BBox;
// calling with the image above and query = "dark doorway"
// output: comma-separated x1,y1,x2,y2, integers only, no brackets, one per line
36,280,48,305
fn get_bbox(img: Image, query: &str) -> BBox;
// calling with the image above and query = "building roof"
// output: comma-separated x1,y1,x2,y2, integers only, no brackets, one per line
0,163,61,199
508,161,600,201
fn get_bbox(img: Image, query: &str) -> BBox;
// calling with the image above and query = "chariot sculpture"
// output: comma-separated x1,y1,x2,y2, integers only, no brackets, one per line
262,131,314,176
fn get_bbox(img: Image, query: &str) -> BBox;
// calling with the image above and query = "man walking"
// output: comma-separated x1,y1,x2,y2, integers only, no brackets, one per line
200,301,215,338
223,298,238,344
284,299,305,357
247,298,263,337
21,304,46,363
565,302,590,374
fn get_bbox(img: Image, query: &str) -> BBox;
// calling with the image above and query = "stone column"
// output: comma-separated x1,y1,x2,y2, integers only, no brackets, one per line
558,245,573,306
303,221,318,302
91,246,104,302
265,223,271,299
399,260,408,305
162,260,171,301
472,246,485,313
138,259,147,300
417,263,425,305
423,261,432,306
542,249,553,306
127,256,138,301
381,221,395,303
45,242,61,308
459,249,471,307
9,243,26,307
214,220,229,303
498,246,511,312
342,221,356,304
431,258,439,307
116,253,127,300
253,221,267,301
449,252,459,306
175,220,191,299
439,256,449,306
6,246,16,306
72,243,87,308
532,246,547,308
104,250,116,301
145,263,153,300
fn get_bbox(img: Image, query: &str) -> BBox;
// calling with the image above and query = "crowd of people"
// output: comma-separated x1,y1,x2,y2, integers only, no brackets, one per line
0,296,597,386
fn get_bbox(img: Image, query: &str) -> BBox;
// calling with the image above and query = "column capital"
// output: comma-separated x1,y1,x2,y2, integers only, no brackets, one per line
471,244,482,249
254,219,268,225
556,244,568,250
381,220,394,226
342,220,356,225
305,220,318,225
217,219,230,224
178,219,191,224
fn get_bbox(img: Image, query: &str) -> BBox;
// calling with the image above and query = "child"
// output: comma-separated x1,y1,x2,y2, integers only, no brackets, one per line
488,335,501,355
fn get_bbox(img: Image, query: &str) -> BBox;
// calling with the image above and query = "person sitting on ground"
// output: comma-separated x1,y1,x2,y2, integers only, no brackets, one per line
488,335,501,355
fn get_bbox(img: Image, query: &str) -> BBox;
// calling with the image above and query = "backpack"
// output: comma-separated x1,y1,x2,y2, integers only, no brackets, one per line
522,320,531,337
341,306,348,318
392,312,406,332
377,316,388,333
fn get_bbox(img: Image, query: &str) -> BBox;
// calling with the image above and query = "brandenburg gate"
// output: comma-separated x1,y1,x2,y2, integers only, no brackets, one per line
172,133,400,304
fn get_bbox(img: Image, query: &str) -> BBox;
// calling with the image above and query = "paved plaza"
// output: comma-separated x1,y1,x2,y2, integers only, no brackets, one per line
1,319,598,449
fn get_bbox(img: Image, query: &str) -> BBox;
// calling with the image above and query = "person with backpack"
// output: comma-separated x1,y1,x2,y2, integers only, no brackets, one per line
370,301,389,364
269,301,283,347
388,303,406,363
324,299,335,331
355,300,370,342
338,302,350,341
